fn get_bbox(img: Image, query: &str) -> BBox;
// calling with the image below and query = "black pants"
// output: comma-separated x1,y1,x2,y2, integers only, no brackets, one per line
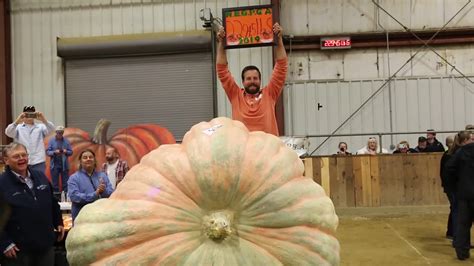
454,199,474,254
0,247,54,266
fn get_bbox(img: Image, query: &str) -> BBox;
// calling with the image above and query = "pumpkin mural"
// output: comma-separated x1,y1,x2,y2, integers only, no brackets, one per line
66,117,340,265
44,119,176,180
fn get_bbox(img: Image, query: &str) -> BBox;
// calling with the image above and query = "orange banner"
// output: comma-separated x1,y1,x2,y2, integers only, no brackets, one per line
223,5,274,48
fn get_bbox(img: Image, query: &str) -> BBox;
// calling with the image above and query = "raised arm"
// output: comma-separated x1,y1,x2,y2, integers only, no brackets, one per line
5,113,24,138
266,23,288,99
216,26,228,65
273,23,287,60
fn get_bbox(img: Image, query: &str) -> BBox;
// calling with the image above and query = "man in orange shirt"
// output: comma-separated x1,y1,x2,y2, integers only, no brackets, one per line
216,23,288,136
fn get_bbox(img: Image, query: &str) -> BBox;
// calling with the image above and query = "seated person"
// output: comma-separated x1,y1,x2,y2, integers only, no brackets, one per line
336,142,351,155
393,141,417,154
414,136,428,152
357,137,388,155
426,129,445,152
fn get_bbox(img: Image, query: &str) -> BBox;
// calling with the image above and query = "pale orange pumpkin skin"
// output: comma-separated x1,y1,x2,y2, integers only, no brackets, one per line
66,117,340,265
44,119,176,180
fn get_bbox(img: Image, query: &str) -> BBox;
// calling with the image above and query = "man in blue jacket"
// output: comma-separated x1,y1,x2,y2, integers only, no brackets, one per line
0,142,64,266
46,126,73,193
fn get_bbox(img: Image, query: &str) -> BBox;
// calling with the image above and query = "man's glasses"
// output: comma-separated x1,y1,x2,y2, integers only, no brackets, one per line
10,153,29,160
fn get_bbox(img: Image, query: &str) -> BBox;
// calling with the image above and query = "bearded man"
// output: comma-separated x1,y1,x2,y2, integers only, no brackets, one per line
101,147,129,189
215,23,288,136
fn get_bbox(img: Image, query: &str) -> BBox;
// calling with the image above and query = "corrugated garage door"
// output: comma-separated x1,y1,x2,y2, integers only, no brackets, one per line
65,52,214,140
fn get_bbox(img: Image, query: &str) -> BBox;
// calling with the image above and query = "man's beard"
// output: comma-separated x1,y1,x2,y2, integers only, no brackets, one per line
244,84,260,95
106,156,114,163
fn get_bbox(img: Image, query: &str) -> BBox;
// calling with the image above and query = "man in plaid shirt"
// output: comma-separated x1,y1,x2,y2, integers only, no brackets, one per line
102,147,129,189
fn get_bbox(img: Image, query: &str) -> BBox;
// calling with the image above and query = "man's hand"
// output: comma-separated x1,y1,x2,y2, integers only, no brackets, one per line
273,23,283,39
56,225,65,242
4,244,19,259
14,113,25,124
216,26,226,43
273,22,287,60
55,149,62,154
36,112,48,123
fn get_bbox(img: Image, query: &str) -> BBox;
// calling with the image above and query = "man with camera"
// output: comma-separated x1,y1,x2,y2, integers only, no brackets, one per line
46,126,73,193
4,106,55,173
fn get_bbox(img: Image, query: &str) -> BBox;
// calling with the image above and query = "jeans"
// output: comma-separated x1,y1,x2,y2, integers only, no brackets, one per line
51,167,69,193
0,247,54,266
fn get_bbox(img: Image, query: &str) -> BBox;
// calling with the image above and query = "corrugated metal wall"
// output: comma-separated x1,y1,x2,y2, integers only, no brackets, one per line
285,76,474,155
281,0,474,35
280,0,474,154
10,0,272,127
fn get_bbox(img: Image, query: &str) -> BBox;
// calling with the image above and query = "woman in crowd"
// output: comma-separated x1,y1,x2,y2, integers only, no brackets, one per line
443,130,474,260
393,140,417,154
356,137,388,155
68,149,114,222
336,142,352,155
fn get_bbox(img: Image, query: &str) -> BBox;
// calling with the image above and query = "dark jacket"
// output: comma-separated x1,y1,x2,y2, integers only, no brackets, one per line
439,151,452,193
0,166,63,252
426,138,445,152
444,143,474,200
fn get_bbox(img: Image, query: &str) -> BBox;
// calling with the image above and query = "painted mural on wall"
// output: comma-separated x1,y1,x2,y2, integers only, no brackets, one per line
44,119,176,180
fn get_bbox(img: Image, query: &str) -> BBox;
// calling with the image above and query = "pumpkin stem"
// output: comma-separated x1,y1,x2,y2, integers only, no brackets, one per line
202,211,233,241
92,119,111,144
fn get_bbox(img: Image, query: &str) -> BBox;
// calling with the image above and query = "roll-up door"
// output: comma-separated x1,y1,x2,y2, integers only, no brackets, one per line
60,31,215,140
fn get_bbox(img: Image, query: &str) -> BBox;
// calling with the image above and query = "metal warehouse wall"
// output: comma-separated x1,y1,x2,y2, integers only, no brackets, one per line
284,76,474,155
281,0,474,35
9,0,474,148
279,0,474,154
10,0,272,128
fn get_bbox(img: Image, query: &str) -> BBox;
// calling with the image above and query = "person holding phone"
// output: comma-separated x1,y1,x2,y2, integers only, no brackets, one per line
4,106,55,173
67,149,114,222
336,142,352,155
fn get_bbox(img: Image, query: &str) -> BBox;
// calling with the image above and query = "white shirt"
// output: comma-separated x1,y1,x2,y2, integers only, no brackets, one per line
356,146,388,155
106,160,119,189
5,121,55,165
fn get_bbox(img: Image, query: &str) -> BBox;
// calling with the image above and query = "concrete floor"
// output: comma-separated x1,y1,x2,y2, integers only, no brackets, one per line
337,206,473,266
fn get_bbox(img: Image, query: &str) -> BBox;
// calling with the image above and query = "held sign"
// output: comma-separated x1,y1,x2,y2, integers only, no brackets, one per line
223,5,274,49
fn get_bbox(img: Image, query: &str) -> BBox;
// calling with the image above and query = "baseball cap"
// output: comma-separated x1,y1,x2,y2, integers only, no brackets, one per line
23,105,35,112
55,126,65,132
418,136,427,142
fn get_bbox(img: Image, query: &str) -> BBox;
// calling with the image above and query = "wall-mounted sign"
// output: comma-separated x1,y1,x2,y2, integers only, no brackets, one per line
222,5,274,49
320,37,352,50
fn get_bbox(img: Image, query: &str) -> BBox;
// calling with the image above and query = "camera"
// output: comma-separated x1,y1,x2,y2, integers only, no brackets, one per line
25,112,37,119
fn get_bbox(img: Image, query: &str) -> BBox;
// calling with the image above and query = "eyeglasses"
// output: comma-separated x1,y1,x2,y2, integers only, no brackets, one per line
10,153,29,160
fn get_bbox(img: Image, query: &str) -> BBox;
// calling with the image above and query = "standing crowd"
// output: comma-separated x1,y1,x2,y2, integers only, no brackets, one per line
0,106,128,266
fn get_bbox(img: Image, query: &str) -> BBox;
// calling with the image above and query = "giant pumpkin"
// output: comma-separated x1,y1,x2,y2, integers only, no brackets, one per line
66,117,340,265
44,119,176,178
